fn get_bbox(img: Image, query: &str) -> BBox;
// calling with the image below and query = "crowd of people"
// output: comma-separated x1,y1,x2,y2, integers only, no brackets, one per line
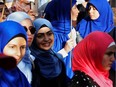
0,0,116,87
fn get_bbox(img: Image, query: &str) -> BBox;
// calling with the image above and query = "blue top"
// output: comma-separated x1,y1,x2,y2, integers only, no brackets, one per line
44,0,76,79
0,21,30,87
30,18,63,79
76,0,114,38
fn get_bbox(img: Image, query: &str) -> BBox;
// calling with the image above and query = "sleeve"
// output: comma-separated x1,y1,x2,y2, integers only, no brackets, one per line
58,48,68,58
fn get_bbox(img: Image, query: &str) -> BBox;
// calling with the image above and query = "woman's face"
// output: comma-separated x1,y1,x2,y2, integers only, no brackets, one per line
36,27,54,50
102,45,116,71
71,4,80,20
88,5,100,20
21,19,35,46
3,37,26,64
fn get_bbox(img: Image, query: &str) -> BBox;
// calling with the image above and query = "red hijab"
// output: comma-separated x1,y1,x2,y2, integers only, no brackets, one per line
72,31,114,87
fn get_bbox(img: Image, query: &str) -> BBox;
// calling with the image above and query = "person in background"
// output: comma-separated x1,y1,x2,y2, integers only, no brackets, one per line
71,1,83,43
6,0,37,21
76,0,114,38
76,0,89,24
0,20,31,87
44,0,77,82
108,25,116,87
30,18,67,87
6,11,36,84
68,31,116,87
0,2,10,22
71,1,80,28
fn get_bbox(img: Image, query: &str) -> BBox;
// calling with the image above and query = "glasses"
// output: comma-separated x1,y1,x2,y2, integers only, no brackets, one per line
23,26,36,34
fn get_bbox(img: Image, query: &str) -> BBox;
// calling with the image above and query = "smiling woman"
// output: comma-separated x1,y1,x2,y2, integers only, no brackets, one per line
30,18,68,87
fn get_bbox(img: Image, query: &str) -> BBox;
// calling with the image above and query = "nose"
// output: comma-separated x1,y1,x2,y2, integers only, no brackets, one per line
88,7,93,14
27,29,32,35
89,8,92,13
16,48,22,58
44,34,49,41
110,54,115,62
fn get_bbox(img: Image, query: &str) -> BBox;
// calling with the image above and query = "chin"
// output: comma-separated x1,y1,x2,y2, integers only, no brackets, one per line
105,67,111,71
43,48,51,51
28,42,32,47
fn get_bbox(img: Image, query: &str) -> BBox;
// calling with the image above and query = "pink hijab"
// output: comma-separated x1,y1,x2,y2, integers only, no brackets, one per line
72,31,114,87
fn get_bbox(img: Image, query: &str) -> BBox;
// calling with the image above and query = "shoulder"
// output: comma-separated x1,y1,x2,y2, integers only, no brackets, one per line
68,71,100,87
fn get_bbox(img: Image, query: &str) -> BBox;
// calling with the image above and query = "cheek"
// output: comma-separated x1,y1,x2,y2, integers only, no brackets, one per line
95,11,100,19
36,38,42,48
102,56,110,69
102,56,108,65
21,49,26,57
51,36,54,44
3,47,14,57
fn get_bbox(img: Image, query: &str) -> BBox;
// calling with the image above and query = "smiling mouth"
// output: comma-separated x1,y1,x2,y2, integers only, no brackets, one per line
43,43,51,47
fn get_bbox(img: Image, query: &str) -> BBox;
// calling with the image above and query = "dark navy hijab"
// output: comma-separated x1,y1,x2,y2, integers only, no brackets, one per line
0,21,30,87
30,18,62,79
44,0,76,79
76,0,114,38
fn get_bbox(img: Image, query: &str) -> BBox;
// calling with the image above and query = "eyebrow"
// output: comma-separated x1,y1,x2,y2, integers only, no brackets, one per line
37,30,52,34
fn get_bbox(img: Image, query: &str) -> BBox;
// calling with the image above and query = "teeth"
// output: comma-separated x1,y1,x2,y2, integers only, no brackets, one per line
43,43,49,46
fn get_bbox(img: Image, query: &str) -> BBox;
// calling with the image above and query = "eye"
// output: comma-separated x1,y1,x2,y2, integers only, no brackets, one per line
8,45,15,49
29,26,36,34
88,6,92,11
47,31,53,36
20,46,26,49
37,34,44,39
93,7,96,10
105,52,115,56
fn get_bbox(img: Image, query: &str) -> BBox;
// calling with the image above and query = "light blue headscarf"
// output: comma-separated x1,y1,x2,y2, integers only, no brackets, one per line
34,18,53,33
6,11,31,23
30,18,63,79
76,0,114,38
0,21,30,87
6,11,33,83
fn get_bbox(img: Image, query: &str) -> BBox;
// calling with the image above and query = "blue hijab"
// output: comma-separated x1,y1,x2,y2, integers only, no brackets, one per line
0,21,30,87
76,0,114,38
44,0,76,79
6,12,32,64
30,18,62,79
6,11,31,23
6,12,33,83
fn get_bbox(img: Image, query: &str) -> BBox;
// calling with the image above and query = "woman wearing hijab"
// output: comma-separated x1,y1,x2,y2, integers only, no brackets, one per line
6,11,36,84
109,27,116,87
68,31,116,87
76,0,114,38
0,21,31,87
44,0,77,81
30,18,67,87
